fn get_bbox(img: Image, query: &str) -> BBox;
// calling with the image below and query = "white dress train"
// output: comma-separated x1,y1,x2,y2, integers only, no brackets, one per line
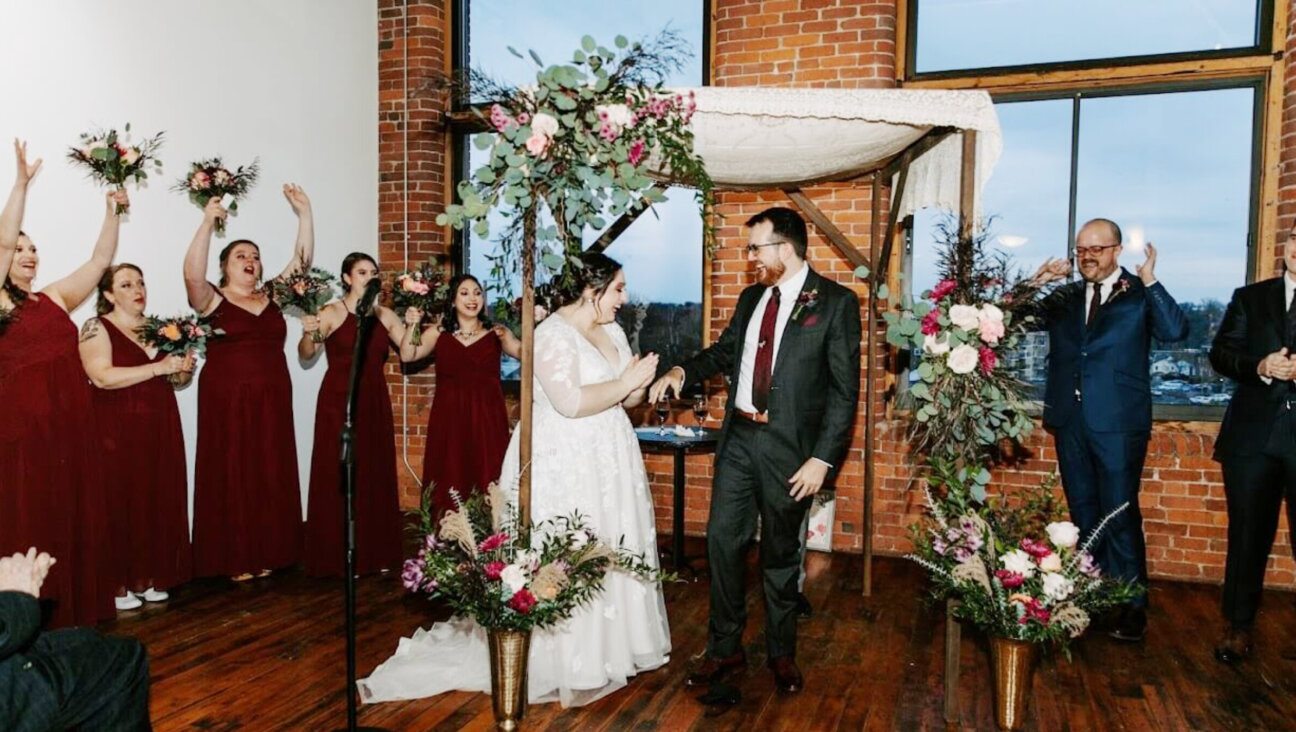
358,314,671,707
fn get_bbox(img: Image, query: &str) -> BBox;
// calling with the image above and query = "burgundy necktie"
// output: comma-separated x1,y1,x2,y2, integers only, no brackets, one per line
1086,283,1103,328
752,286,780,413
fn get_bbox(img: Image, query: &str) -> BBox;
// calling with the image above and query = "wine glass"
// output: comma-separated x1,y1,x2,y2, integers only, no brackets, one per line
655,400,671,435
692,396,708,434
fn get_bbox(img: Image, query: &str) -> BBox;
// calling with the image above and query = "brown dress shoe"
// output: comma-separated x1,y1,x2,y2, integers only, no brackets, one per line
769,656,803,693
1214,625,1252,665
685,650,746,687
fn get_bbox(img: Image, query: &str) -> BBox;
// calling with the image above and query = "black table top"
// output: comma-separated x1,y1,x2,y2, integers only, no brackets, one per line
634,425,720,448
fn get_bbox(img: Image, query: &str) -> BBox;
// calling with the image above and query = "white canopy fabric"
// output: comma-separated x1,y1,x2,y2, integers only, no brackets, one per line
669,87,1001,220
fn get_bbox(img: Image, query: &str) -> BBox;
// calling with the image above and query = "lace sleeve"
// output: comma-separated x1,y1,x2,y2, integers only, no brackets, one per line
534,320,583,418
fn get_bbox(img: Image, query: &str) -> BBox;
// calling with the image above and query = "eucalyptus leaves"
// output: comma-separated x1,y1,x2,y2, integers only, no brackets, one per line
436,30,713,292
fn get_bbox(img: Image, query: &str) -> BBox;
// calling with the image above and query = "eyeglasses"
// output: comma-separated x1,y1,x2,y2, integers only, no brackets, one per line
1074,244,1121,257
743,240,785,254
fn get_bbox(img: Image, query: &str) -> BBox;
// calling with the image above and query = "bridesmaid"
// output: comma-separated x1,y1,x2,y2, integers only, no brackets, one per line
184,189,314,581
400,274,519,519
0,139,120,627
298,252,405,578
79,264,195,610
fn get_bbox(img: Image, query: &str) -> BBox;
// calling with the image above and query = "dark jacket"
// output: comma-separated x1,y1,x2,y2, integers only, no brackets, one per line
1210,276,1293,459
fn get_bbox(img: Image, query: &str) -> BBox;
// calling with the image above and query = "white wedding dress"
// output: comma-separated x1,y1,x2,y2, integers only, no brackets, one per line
358,314,671,708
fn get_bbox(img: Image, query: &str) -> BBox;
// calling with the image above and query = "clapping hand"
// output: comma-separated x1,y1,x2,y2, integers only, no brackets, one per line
621,353,659,393
13,139,41,186
1260,347,1296,381
0,547,56,598
1137,242,1158,285
1030,257,1071,286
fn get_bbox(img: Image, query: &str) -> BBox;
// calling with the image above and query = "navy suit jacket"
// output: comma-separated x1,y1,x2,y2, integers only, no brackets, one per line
677,267,862,479
1209,276,1291,459
1039,268,1188,433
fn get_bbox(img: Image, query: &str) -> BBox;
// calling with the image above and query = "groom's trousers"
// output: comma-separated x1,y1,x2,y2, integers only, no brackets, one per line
707,417,810,660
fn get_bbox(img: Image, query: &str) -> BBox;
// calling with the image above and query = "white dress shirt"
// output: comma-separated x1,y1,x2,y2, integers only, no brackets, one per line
733,262,809,413
1084,267,1123,323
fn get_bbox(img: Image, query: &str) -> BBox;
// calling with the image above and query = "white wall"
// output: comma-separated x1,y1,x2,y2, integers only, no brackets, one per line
0,1,379,519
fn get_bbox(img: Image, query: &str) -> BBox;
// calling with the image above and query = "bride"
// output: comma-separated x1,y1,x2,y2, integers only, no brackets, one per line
359,252,671,707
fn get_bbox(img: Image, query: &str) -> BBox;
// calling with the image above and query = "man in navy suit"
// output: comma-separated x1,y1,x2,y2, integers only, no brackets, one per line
0,548,151,730
650,207,861,694
1031,218,1188,642
1208,229,1296,663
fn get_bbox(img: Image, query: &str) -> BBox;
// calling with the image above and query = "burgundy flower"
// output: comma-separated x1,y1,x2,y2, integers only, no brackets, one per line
921,309,941,336
995,569,1025,588
478,532,510,553
483,560,506,580
1019,538,1052,559
930,279,957,301
978,346,996,374
508,588,537,614
628,139,646,165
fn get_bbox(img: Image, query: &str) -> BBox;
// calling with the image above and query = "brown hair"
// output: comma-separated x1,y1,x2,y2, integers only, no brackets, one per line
95,263,144,315
218,239,261,287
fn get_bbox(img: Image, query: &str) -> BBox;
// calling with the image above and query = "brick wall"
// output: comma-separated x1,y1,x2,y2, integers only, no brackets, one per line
385,0,1296,588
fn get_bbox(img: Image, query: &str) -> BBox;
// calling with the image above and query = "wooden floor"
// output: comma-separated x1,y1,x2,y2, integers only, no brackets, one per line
103,541,1296,731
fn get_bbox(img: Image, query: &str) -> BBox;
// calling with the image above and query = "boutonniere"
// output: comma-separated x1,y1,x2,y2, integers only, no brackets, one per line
1107,277,1132,303
792,288,820,324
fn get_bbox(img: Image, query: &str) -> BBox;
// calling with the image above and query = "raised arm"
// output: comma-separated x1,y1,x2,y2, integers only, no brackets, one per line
78,318,188,389
0,140,41,287
184,198,227,315
274,184,314,280
43,190,128,312
376,305,409,348
397,308,441,362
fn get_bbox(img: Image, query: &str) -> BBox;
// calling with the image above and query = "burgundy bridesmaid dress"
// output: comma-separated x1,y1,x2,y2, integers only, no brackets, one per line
0,295,114,627
421,330,510,519
92,318,192,592
191,297,303,576
304,313,402,577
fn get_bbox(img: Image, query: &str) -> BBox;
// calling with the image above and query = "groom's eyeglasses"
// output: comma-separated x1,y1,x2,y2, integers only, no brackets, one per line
1074,244,1121,256
744,240,785,254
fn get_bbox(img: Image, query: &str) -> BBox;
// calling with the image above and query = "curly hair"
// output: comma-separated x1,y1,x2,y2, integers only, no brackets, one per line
441,273,489,335
542,251,622,312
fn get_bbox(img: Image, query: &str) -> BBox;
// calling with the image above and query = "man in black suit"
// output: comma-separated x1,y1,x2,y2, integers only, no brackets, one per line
1208,233,1296,664
649,207,861,694
1,547,151,730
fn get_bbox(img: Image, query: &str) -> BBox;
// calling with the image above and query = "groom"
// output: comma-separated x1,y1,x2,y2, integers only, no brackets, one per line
649,207,861,693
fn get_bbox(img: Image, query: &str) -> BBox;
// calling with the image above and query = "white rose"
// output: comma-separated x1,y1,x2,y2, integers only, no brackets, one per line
596,103,634,128
922,334,950,355
1038,553,1062,572
1041,572,1074,602
978,303,1005,325
1046,521,1080,550
516,550,540,570
498,564,528,595
1000,549,1036,578
948,304,981,331
946,344,979,375
530,112,559,138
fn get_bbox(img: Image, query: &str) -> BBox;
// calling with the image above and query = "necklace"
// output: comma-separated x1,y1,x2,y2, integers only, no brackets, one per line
456,326,482,339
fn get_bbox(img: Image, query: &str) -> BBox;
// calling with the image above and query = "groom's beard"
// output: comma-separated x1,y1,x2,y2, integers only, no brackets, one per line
755,260,786,287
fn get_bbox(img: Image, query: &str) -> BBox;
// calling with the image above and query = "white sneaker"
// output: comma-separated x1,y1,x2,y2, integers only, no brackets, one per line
115,593,142,611
138,587,169,602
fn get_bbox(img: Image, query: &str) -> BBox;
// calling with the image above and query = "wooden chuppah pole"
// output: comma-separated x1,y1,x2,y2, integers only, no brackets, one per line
518,205,537,528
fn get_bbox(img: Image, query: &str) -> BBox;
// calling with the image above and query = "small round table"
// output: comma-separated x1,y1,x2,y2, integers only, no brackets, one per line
635,426,719,573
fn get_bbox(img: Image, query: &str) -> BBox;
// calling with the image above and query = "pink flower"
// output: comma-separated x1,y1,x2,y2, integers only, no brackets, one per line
929,279,956,301
190,171,212,190
508,589,537,614
121,147,141,166
400,559,425,591
524,132,550,157
994,570,1025,588
628,139,646,165
516,112,530,125
489,103,514,132
483,560,506,580
920,309,941,336
598,121,619,142
978,346,996,374
1019,537,1051,559
409,281,430,296
978,318,1005,345
477,532,510,553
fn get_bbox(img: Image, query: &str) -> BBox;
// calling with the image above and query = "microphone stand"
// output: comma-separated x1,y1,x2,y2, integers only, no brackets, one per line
335,280,387,732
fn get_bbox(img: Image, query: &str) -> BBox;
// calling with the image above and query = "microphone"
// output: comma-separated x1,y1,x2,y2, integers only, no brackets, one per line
357,277,382,318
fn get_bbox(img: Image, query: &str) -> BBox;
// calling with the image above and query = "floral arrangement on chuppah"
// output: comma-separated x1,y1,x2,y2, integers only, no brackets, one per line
884,218,1139,730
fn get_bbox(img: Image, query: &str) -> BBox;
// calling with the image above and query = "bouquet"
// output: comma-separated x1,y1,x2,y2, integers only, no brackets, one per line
137,314,224,357
173,156,260,234
908,459,1139,653
392,262,448,346
66,124,165,214
885,218,1050,466
403,483,671,631
267,268,337,343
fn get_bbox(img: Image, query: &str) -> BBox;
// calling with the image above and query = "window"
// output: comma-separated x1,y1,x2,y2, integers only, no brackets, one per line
908,84,1260,414
909,0,1266,76
456,0,708,379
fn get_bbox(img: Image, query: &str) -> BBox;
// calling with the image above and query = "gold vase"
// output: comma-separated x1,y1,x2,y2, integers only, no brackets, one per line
487,628,531,731
989,636,1038,731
